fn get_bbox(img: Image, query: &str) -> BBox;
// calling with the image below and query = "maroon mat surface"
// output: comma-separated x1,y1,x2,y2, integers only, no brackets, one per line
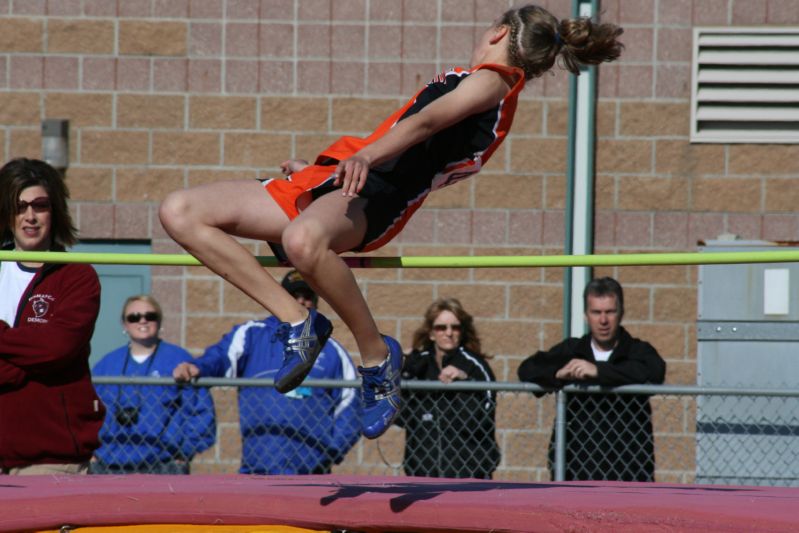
1,475,797,532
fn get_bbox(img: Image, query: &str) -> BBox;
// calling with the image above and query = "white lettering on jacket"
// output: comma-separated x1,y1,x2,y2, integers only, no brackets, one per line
26,293,55,324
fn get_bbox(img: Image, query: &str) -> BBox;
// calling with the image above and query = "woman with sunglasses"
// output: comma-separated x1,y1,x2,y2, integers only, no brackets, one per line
90,295,216,474
396,297,501,479
0,158,105,475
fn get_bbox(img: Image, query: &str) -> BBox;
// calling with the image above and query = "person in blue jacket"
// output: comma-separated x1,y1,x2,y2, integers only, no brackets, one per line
173,270,361,475
90,295,216,474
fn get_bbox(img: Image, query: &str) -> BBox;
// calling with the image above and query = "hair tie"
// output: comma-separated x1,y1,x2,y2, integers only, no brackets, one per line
554,32,563,46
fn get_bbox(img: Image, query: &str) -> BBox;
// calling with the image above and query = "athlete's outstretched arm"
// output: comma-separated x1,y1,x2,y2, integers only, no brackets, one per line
334,69,513,196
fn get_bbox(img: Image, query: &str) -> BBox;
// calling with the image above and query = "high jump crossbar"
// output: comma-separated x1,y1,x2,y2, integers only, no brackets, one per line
4,250,799,268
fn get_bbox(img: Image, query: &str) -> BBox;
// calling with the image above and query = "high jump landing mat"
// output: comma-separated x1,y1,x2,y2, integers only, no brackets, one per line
1,474,798,532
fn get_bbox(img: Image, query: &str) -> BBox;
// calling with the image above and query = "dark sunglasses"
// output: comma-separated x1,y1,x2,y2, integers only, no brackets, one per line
16,197,51,214
433,323,462,333
125,312,160,323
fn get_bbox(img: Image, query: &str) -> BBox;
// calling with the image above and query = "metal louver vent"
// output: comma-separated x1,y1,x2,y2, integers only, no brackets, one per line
691,27,799,143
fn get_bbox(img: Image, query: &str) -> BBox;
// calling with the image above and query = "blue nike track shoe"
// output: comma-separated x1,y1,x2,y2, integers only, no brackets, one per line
359,335,403,439
274,308,333,394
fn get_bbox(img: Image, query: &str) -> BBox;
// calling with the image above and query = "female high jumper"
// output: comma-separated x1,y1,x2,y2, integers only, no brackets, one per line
159,4,624,439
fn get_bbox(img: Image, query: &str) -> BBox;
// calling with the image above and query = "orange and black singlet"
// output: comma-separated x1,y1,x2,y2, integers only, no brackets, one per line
263,63,526,252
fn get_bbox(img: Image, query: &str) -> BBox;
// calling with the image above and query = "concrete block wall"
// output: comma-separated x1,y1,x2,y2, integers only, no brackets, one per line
2,0,799,481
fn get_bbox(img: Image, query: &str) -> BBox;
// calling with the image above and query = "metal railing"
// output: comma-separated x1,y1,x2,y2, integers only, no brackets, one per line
88,377,799,485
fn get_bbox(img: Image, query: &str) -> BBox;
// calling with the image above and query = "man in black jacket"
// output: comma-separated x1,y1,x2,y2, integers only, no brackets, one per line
518,277,666,481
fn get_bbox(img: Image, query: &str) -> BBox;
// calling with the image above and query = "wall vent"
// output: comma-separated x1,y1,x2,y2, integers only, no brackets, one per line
691,27,799,143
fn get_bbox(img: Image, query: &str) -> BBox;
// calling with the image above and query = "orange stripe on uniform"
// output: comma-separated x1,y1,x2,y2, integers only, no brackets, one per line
263,165,336,220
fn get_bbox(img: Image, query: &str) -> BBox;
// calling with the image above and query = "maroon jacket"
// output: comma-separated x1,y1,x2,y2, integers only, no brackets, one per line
0,261,105,468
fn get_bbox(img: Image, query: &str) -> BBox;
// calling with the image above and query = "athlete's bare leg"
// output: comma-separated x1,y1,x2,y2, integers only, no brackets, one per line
159,180,307,324
281,191,388,366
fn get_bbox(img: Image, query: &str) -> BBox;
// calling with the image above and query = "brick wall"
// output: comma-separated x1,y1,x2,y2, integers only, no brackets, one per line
3,0,799,481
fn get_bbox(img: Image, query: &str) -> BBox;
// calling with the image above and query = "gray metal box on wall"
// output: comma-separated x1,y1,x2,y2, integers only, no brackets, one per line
697,240,799,486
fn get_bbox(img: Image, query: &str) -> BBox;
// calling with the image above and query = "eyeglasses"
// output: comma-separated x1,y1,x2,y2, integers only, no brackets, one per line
433,323,462,333
125,312,160,323
16,197,51,214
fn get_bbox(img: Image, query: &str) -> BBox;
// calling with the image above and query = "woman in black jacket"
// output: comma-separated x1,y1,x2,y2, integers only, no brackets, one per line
396,298,500,479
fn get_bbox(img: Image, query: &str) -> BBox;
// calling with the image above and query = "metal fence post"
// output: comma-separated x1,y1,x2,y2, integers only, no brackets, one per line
554,389,567,481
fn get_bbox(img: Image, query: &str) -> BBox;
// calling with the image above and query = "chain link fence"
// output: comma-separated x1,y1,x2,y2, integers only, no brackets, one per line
88,377,799,486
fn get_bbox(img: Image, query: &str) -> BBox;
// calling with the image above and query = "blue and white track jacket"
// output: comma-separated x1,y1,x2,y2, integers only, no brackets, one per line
195,316,360,474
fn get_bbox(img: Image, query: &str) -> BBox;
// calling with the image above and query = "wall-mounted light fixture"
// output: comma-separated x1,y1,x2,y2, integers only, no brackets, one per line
41,119,69,171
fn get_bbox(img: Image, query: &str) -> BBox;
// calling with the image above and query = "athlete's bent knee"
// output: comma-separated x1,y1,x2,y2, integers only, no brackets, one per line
282,223,326,270
159,190,193,237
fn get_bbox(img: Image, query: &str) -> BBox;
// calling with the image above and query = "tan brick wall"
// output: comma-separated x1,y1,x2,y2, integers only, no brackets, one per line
0,93,39,124
44,93,113,127
118,95,185,129
190,96,257,130
0,18,43,52
119,20,187,56
48,20,115,54
3,0,795,482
